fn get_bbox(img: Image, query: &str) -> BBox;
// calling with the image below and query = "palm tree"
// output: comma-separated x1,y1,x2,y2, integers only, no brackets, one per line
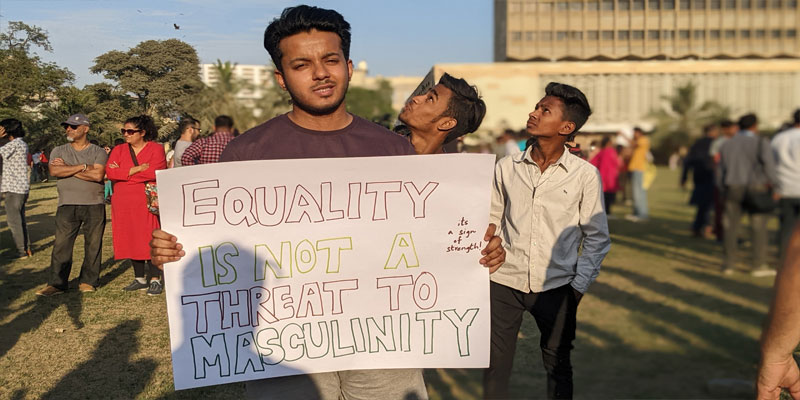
647,81,729,162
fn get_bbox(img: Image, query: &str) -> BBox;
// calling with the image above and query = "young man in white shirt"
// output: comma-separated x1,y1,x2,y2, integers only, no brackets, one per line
485,82,611,399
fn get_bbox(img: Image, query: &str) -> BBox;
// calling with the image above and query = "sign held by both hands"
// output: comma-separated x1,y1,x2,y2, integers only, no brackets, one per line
157,154,495,390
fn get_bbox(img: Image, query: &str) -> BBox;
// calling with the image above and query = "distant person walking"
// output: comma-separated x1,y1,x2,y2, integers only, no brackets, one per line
180,115,234,166
106,115,167,295
0,118,31,258
771,108,800,262
682,124,719,238
717,113,778,276
35,114,108,296
171,117,200,168
627,127,650,221
590,135,622,216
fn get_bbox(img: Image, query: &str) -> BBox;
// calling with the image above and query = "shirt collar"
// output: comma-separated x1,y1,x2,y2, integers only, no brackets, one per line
514,145,572,173
739,129,756,137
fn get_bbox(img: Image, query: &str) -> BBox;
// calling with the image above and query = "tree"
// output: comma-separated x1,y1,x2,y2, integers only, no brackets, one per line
0,21,74,115
91,39,205,124
194,60,289,135
346,79,394,125
647,81,729,162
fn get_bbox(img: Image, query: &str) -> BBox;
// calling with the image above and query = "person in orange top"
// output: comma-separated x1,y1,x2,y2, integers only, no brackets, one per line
106,115,167,295
627,127,650,221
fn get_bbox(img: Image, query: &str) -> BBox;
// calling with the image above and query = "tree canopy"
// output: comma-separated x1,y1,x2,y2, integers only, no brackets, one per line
91,39,204,119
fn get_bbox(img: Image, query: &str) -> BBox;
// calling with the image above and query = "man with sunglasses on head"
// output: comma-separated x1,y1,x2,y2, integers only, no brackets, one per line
35,114,108,296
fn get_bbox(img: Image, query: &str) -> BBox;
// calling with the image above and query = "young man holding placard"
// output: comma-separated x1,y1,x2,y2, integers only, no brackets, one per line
151,5,504,399
484,83,610,399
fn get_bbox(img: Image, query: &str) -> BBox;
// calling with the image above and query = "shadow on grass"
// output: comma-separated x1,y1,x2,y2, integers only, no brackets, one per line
41,319,157,400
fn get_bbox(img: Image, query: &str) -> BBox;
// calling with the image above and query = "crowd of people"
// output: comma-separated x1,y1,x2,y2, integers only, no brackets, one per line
1,3,798,399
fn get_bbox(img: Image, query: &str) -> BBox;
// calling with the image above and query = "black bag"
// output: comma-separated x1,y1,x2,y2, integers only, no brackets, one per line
742,138,776,213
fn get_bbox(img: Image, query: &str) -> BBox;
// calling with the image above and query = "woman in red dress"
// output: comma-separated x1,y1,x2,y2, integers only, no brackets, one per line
106,115,167,295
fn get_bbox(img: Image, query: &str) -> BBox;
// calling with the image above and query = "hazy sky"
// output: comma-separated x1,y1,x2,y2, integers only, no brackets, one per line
0,0,494,87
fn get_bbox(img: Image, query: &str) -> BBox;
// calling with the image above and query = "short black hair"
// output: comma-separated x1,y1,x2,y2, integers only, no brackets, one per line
0,118,25,138
178,116,198,134
264,5,351,73
438,73,487,144
720,119,735,128
793,108,800,125
124,115,158,142
544,82,592,141
633,126,645,134
703,124,717,135
601,134,612,147
738,113,758,130
214,115,234,129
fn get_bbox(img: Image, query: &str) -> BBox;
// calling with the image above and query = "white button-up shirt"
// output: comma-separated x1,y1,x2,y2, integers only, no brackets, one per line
0,138,30,194
489,146,610,294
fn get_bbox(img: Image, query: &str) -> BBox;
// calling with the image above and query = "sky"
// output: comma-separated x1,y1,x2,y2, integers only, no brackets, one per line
0,0,494,88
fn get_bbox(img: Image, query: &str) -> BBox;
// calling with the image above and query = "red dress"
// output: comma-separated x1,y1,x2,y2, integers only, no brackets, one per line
106,141,166,260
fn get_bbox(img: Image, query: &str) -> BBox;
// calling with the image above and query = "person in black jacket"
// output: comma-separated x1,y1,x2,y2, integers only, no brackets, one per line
681,124,719,238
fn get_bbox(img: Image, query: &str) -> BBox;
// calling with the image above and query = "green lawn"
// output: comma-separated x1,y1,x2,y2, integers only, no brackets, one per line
0,168,780,399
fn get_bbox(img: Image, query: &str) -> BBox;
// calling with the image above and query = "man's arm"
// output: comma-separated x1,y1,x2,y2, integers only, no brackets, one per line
572,169,611,296
48,160,105,182
757,224,800,400
180,140,202,166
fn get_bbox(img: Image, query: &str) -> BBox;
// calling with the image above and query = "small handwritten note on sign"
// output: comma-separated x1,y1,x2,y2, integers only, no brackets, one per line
157,154,495,390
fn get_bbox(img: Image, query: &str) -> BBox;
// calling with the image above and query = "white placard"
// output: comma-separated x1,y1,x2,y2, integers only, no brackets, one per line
158,154,495,390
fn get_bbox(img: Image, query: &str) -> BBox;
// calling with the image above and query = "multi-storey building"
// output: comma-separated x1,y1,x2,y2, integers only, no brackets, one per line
496,0,800,61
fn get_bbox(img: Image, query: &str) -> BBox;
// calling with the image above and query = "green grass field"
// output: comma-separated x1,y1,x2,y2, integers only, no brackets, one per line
0,168,781,399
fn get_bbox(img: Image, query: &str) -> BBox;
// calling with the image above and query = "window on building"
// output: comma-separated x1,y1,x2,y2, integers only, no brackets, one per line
541,31,554,40
526,31,537,41
539,2,553,11
663,30,675,39
604,30,616,39
588,30,600,39
755,29,766,37
694,30,706,39
570,31,584,39
524,1,538,12
680,0,691,7
649,0,660,7
633,30,645,39
511,31,522,41
724,0,736,7
770,0,782,7
740,29,751,38
724,29,735,38
588,0,600,9
633,0,645,8
787,29,797,37
711,0,722,7
619,0,631,9
570,1,585,9
557,1,570,9
789,0,798,8
755,0,766,7
664,0,676,8
710,29,721,38
602,0,615,9
618,30,630,39
741,0,752,7
679,29,690,38
772,29,782,38
694,0,706,8
557,31,568,40
648,30,660,39
509,2,522,12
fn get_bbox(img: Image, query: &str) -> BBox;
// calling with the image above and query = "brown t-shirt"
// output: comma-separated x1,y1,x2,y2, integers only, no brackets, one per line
220,114,415,162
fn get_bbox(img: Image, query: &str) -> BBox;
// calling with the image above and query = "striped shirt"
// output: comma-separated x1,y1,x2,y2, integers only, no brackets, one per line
180,131,234,165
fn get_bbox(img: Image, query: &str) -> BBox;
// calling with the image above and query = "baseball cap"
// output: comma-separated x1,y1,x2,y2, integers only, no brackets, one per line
61,114,90,127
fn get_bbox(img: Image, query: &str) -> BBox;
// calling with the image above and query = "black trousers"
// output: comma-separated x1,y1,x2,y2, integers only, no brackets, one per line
49,204,106,289
484,282,578,399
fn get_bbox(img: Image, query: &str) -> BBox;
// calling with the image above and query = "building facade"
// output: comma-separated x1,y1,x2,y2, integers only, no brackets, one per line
495,0,800,61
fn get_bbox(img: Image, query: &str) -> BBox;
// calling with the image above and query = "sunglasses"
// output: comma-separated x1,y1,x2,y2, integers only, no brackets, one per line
64,124,79,130
120,128,143,135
